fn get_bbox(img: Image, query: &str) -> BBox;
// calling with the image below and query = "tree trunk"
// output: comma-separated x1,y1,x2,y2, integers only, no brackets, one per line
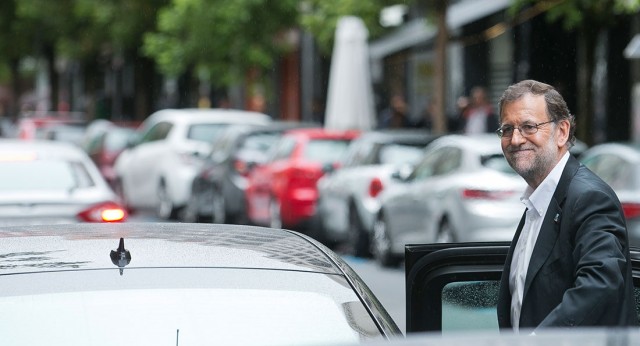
432,0,449,134
576,26,597,146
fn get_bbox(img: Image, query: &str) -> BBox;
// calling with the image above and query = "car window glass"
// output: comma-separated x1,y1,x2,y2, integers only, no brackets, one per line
583,154,631,190
433,147,460,176
441,280,500,334
344,140,370,167
237,132,282,164
270,137,296,161
187,123,229,143
0,160,94,191
140,122,172,143
303,139,352,163
104,128,135,151
409,148,443,181
378,144,425,166
481,154,517,175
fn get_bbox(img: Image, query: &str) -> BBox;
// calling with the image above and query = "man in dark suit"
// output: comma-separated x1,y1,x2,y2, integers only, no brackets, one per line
495,80,638,332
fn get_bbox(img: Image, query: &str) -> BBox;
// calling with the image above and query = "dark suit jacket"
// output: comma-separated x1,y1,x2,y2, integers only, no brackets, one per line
497,155,638,330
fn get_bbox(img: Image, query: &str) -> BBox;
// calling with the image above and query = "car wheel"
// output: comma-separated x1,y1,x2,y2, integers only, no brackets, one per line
372,213,401,267
156,181,176,220
436,218,456,243
348,204,371,258
269,198,282,229
211,189,226,224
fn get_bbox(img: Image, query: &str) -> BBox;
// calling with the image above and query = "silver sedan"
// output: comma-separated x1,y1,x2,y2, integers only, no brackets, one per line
372,134,527,267
579,142,640,248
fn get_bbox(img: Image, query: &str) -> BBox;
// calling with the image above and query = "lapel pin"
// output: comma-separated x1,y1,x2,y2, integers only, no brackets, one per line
554,213,560,223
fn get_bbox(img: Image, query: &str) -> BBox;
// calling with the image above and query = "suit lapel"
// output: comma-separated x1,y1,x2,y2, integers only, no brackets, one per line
522,155,580,300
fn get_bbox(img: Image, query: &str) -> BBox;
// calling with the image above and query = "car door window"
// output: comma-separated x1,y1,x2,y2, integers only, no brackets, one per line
140,122,172,144
432,147,460,176
405,243,640,334
409,146,459,181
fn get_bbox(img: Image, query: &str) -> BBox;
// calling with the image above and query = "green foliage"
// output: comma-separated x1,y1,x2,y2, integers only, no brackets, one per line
142,0,298,84
510,0,640,30
299,0,403,55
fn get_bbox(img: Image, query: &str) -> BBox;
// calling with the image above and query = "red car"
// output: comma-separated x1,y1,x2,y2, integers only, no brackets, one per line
246,128,360,231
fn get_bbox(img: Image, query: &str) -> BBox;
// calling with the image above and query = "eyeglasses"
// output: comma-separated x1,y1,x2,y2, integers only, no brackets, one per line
495,120,555,138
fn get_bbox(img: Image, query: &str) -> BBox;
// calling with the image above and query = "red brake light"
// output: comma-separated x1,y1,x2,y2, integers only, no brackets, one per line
369,177,384,198
622,202,640,220
77,201,128,222
462,189,515,200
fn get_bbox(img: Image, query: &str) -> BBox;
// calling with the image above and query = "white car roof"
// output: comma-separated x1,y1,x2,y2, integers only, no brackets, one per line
0,139,91,161
428,133,503,156
146,108,272,125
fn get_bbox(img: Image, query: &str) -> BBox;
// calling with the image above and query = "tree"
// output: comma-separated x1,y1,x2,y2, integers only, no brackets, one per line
298,0,399,55
510,0,640,145
143,0,299,101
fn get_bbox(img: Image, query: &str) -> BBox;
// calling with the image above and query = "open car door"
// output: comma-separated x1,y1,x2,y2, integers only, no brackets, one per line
405,242,640,334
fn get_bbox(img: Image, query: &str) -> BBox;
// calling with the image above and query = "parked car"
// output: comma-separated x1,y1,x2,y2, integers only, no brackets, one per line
182,121,319,223
372,134,527,267
0,139,127,225
578,142,640,247
113,108,271,219
82,121,138,188
17,112,87,141
0,222,401,344
245,128,360,231
316,129,439,256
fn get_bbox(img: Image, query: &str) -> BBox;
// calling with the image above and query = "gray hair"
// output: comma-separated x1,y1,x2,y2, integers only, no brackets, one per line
498,79,576,147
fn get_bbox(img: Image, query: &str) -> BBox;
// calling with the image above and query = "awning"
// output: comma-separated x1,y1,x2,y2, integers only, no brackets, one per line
369,0,512,60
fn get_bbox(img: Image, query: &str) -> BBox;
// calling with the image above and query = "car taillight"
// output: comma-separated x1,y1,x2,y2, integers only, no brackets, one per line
622,202,640,220
369,177,384,198
77,201,128,222
462,189,515,200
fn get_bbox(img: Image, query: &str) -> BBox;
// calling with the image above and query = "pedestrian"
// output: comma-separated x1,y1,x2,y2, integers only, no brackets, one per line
495,79,638,332
462,86,498,134
378,94,412,129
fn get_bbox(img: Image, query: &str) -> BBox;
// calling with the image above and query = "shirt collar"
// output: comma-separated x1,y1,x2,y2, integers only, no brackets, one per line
521,151,570,216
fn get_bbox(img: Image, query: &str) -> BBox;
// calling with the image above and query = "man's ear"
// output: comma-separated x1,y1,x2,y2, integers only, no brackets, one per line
556,119,570,147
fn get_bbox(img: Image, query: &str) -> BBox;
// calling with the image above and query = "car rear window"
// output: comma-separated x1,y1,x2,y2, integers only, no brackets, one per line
303,139,352,163
187,123,230,143
378,144,425,165
0,160,94,191
481,154,517,175
0,268,384,345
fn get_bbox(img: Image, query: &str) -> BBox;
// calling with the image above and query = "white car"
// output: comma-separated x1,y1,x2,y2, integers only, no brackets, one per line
372,134,527,267
316,129,437,257
0,139,127,225
113,108,271,219
579,142,640,248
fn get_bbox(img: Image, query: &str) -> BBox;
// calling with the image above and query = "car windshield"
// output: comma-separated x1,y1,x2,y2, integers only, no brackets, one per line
0,160,94,191
303,139,352,163
187,124,230,143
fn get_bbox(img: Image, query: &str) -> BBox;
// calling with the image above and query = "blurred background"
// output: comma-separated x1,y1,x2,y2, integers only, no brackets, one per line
1,0,640,145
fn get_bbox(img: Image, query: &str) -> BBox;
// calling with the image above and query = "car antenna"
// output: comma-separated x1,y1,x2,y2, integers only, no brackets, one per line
110,237,131,275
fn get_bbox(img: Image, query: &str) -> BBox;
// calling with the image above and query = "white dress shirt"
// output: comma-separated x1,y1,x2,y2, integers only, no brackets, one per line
509,151,570,331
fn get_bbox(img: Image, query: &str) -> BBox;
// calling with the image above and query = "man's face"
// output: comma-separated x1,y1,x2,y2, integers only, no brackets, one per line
500,94,568,188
